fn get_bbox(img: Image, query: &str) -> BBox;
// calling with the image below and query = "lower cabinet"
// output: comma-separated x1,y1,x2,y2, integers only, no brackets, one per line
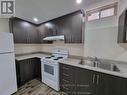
76,68,96,95
60,64,76,95
60,63,127,95
96,73,117,95
96,73,127,95
60,64,96,95
15,58,41,87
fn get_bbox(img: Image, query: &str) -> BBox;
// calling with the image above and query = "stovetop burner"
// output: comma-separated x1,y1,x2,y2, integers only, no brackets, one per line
45,55,55,59
53,57,64,61
45,56,64,61
57,57,63,59
51,55,55,57
45,57,52,59
54,59,59,60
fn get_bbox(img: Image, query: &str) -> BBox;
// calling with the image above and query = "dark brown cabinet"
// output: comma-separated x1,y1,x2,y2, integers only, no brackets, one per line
26,25,40,43
118,9,127,43
15,58,41,87
10,18,27,43
96,73,117,95
115,77,127,95
52,11,83,43
60,64,76,95
76,68,96,95
9,18,40,44
60,64,95,95
60,63,127,95
10,11,84,44
37,23,56,43
96,73,127,95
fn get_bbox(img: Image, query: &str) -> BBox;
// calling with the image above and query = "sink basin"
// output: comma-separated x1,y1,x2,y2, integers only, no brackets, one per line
98,63,120,72
80,60,120,72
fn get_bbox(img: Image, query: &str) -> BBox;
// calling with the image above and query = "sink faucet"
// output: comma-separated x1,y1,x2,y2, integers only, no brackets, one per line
93,57,102,67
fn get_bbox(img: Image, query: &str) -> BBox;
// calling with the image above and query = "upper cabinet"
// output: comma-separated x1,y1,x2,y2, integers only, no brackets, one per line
52,11,84,43
10,10,84,44
9,18,40,44
118,9,127,43
37,22,57,43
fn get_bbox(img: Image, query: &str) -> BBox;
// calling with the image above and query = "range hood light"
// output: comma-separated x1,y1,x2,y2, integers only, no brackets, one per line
43,35,64,41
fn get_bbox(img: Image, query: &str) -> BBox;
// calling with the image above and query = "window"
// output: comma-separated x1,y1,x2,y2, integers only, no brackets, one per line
101,7,115,18
86,2,117,21
88,12,99,21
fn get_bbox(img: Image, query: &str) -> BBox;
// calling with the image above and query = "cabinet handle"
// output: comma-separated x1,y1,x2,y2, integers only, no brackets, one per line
63,73,69,77
62,79,69,83
62,67,69,70
92,74,96,84
97,75,99,85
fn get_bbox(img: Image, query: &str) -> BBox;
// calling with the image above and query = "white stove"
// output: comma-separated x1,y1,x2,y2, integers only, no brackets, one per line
41,48,68,91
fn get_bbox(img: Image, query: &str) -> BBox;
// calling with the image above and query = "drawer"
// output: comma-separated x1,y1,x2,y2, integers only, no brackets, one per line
61,73,74,82
61,65,71,71
60,64,74,76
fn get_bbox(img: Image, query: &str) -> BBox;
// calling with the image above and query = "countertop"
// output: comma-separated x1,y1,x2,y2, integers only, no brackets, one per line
15,53,127,79
15,53,50,61
59,58,127,79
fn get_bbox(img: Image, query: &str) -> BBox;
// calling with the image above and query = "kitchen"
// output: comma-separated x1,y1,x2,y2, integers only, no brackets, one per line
0,0,127,95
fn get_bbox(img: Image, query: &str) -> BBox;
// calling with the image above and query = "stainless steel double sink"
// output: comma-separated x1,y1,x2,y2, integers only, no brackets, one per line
80,59,120,72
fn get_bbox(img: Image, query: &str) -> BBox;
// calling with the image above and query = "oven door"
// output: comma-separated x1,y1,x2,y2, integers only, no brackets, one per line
42,61,59,81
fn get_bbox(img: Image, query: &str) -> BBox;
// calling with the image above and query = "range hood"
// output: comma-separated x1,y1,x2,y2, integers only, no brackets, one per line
43,35,64,41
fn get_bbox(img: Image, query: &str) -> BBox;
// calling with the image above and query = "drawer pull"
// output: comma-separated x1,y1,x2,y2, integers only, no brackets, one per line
77,92,91,95
62,79,69,83
63,73,69,77
62,67,69,70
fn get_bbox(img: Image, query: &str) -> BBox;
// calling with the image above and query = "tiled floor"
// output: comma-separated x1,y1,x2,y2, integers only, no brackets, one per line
13,79,67,95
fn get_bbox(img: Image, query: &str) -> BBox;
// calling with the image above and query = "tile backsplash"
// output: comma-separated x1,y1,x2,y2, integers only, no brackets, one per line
15,41,84,57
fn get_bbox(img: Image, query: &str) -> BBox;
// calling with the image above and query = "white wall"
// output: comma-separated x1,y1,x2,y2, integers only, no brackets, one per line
0,18,9,32
118,0,127,16
84,17,124,59
84,0,127,62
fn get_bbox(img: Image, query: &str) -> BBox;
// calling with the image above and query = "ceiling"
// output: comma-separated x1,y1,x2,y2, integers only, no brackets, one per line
15,0,105,24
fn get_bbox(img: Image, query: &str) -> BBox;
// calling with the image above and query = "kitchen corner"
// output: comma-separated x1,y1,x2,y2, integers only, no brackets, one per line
15,50,127,79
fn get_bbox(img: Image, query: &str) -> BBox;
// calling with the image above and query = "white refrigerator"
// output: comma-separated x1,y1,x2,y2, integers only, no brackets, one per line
0,32,17,95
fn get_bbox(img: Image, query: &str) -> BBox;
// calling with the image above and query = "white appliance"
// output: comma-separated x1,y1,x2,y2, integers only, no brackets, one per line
0,32,17,95
41,48,68,91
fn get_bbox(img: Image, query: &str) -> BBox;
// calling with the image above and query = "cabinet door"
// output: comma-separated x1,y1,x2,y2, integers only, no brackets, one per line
54,11,83,43
111,76,127,95
26,24,40,43
118,10,127,43
95,73,127,95
10,18,40,44
16,58,41,87
60,64,76,95
33,58,41,80
71,13,83,43
76,67,96,95
11,19,27,43
37,24,55,43
18,59,34,86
